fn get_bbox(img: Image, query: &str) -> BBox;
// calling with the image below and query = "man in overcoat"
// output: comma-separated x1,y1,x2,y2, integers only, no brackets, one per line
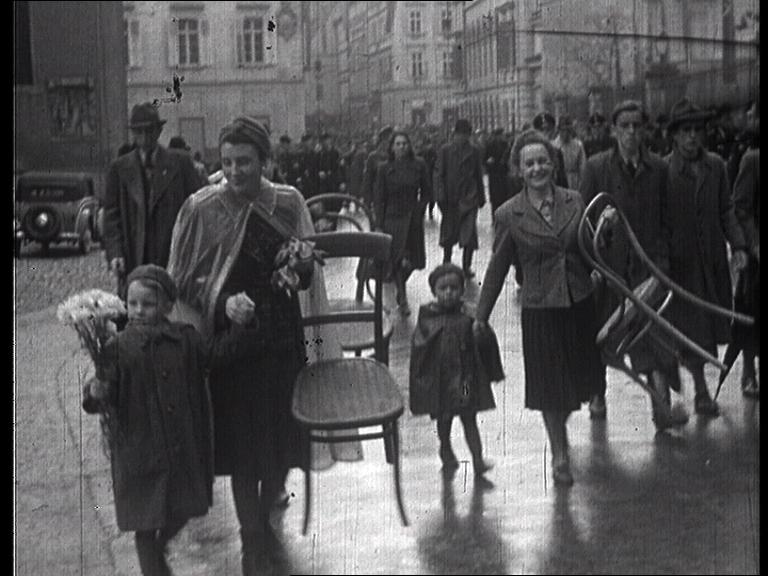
103,102,206,297
580,100,685,431
435,119,486,277
665,97,748,417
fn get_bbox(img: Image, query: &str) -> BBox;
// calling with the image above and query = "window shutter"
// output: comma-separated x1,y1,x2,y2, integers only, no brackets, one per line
132,20,143,68
167,21,179,67
201,19,211,66
235,18,243,66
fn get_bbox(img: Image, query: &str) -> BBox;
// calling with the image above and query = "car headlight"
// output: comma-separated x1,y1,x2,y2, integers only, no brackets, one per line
35,213,50,227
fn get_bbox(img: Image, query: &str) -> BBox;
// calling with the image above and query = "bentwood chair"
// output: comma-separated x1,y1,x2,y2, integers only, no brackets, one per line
306,194,395,363
291,231,408,535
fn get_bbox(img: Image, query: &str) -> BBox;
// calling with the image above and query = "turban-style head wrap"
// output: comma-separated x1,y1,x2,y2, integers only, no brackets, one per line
126,264,178,303
219,116,271,161
428,263,465,292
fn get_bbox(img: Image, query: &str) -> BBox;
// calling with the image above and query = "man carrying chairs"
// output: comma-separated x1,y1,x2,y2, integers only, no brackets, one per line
580,100,688,430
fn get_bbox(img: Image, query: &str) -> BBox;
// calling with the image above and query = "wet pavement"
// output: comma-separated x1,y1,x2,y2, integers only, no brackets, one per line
14,195,760,575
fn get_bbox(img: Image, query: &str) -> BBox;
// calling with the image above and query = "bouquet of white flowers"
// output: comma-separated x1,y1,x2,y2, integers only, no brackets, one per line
57,289,126,449
57,289,125,360
271,237,326,296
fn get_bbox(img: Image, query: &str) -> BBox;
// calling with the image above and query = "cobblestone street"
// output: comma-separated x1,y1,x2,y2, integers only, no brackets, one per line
14,244,113,315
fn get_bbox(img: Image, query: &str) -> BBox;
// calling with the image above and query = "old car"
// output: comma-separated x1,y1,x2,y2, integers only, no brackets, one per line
15,171,101,256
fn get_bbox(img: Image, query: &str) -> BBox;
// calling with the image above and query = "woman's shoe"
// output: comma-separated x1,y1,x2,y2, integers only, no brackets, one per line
473,459,494,477
553,463,574,487
742,374,759,399
694,393,720,417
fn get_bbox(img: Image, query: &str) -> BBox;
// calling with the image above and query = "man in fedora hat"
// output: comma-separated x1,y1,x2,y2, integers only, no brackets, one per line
103,102,207,297
664,97,749,417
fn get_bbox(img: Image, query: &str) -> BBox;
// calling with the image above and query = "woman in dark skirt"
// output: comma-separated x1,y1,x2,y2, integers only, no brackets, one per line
374,129,432,314
474,130,602,487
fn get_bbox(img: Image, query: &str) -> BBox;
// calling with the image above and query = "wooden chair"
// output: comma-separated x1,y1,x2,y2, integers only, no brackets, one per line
291,231,408,535
306,194,395,364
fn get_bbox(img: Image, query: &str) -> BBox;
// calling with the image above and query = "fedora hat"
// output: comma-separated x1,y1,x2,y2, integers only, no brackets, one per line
168,136,190,150
128,102,167,129
667,98,714,132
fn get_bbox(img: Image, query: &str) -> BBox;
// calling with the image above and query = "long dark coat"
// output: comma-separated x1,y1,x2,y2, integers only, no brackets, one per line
665,149,747,356
435,138,485,249
103,146,205,281
98,321,213,532
374,156,432,277
580,146,674,373
410,303,503,418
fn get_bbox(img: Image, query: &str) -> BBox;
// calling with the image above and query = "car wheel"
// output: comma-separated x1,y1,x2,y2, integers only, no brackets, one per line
40,241,50,255
78,227,93,255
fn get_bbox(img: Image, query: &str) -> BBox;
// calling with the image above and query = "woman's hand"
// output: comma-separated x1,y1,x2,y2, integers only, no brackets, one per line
226,292,256,325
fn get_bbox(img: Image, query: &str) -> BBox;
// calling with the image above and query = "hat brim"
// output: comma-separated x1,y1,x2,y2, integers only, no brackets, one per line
129,119,167,129
667,111,715,131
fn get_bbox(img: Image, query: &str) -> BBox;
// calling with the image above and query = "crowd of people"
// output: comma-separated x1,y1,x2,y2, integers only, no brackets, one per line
85,95,759,575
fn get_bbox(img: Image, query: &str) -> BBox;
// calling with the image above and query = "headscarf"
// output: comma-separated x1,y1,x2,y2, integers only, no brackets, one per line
219,116,271,160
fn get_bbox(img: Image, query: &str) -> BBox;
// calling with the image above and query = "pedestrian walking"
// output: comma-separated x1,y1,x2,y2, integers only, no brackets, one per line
410,263,503,478
474,130,603,487
102,102,206,298
363,125,394,219
665,97,749,417
484,127,512,218
373,129,432,314
82,264,213,576
580,99,687,431
167,116,342,575
435,119,486,278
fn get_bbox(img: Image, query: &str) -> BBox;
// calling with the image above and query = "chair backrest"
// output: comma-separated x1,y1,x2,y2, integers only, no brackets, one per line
306,193,375,230
303,231,392,362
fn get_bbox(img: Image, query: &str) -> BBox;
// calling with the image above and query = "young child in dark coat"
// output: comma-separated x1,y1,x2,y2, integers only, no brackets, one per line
409,263,504,477
83,264,213,576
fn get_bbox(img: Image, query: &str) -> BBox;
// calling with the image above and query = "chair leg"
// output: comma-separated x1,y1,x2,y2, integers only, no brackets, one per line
390,420,409,527
302,431,312,535
383,422,394,464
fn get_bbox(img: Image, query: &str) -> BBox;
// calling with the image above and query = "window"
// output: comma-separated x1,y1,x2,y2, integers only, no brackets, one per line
125,18,142,68
238,16,264,65
177,18,200,66
441,8,452,33
442,51,453,77
409,11,422,34
411,52,423,78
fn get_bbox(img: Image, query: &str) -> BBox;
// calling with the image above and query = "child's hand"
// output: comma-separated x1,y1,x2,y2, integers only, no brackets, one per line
472,319,488,339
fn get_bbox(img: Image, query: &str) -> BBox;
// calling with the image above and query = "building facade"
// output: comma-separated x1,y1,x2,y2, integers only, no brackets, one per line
14,1,127,189
123,1,306,162
305,1,464,136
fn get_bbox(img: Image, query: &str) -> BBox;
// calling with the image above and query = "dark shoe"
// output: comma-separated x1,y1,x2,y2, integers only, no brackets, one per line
653,403,689,431
473,459,494,477
589,394,607,420
553,463,574,487
742,375,760,399
694,393,720,417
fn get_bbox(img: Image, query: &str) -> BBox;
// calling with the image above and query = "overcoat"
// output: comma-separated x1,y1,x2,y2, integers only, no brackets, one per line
665,149,747,354
410,302,503,417
98,321,213,532
374,157,432,276
103,146,205,276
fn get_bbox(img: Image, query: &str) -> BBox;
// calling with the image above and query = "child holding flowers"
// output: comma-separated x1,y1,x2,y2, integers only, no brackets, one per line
78,264,213,576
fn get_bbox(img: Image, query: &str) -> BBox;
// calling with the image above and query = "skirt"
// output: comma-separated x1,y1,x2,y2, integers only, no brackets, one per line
521,295,603,412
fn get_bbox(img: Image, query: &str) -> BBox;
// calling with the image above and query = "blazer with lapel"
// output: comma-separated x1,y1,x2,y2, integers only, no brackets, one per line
103,146,205,273
477,186,594,318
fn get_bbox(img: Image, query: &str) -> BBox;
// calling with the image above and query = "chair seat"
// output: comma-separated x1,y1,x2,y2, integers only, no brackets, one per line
292,358,404,430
